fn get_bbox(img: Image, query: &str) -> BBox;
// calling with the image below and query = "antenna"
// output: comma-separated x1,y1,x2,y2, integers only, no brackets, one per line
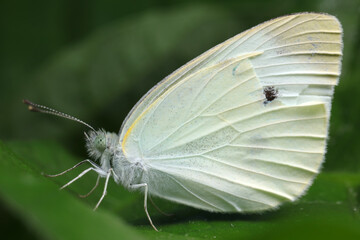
23,99,95,131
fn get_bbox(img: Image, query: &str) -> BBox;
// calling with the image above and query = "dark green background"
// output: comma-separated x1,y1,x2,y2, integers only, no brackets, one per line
1,0,360,239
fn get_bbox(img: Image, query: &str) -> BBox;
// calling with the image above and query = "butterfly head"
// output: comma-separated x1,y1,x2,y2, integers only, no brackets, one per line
85,129,119,161
85,129,107,160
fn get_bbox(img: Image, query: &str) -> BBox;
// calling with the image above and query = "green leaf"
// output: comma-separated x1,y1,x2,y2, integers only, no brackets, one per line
0,141,146,240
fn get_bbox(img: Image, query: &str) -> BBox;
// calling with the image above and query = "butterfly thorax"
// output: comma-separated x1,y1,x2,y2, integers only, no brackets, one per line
85,129,145,188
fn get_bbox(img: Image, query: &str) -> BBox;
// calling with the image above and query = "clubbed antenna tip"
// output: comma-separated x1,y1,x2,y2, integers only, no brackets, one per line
23,99,42,112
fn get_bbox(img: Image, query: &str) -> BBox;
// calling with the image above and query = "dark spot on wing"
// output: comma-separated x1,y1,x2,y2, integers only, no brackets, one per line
263,86,278,104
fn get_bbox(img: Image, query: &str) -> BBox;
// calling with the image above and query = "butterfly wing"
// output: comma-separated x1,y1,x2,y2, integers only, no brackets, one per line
120,13,342,212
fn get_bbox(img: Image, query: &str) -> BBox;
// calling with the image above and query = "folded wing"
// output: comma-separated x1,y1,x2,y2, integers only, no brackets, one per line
120,13,342,212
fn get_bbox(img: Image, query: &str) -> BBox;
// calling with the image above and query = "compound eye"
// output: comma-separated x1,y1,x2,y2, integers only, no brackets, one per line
95,136,106,151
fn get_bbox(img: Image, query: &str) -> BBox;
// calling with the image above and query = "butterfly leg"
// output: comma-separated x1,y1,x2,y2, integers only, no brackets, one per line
149,194,172,216
130,183,159,232
60,167,105,190
44,159,100,177
79,175,101,198
93,168,113,210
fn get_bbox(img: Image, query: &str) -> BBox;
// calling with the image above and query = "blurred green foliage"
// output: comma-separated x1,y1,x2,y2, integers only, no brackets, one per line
0,0,359,239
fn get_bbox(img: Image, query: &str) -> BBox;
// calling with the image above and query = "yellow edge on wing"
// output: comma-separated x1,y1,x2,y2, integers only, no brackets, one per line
121,51,263,154
121,100,154,154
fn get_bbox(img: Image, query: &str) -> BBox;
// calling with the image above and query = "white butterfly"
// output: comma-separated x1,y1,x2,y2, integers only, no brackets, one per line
25,12,342,231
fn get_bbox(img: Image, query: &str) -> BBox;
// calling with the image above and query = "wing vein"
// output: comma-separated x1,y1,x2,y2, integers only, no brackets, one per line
198,75,257,116
282,30,342,40
232,116,326,137
254,61,339,69
163,165,293,200
167,175,224,211
259,71,340,78
260,41,341,52
262,134,326,139
264,51,342,59
240,157,319,173
255,15,319,50
227,144,323,154
201,155,308,184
